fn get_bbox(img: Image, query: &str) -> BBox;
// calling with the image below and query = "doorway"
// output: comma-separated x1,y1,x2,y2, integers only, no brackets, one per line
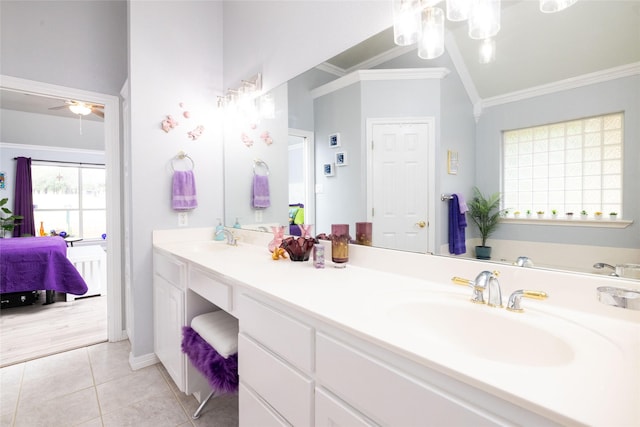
288,129,315,229
366,117,435,254
0,76,124,349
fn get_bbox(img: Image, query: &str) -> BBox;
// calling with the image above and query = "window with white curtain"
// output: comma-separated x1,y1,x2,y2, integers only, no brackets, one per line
502,112,623,218
32,162,106,239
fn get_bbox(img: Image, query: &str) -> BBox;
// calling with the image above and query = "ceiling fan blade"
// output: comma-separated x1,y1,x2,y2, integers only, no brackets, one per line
92,108,105,118
48,105,69,110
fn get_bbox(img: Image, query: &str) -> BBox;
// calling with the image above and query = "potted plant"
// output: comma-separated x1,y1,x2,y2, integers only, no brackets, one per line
565,212,574,220
467,187,505,260
513,210,521,219
0,198,23,238
526,209,532,218
580,210,588,219
594,211,603,220
609,212,618,220
551,209,558,219
536,210,544,219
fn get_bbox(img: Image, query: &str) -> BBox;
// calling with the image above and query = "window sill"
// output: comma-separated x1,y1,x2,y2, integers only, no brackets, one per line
500,218,633,228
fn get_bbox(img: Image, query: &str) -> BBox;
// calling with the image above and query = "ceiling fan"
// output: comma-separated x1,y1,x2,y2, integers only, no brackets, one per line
49,100,104,118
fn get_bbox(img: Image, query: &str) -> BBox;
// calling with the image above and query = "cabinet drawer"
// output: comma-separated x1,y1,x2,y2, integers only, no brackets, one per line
239,382,291,427
239,333,313,427
239,294,313,373
316,333,500,427
189,266,232,311
315,387,378,427
153,251,185,288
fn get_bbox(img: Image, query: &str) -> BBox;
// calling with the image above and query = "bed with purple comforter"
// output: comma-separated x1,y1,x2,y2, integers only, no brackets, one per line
0,236,88,296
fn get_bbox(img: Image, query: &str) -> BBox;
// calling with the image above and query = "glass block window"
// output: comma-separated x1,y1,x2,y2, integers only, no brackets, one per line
502,112,623,218
32,162,106,239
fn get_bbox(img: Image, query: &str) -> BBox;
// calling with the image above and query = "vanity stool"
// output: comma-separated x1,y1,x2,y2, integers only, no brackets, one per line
181,310,239,420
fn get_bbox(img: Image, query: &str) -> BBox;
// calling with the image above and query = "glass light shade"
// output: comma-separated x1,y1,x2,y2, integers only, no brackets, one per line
539,0,577,13
69,103,91,116
468,0,501,40
393,0,421,46
446,0,471,21
418,7,445,60
479,38,495,64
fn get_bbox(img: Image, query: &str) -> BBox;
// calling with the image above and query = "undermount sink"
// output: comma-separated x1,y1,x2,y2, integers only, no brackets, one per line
386,298,575,367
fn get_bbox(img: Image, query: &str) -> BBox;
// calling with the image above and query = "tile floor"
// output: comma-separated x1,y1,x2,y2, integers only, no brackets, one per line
0,340,238,427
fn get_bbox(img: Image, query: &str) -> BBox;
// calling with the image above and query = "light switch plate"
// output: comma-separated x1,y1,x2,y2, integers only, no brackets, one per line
178,212,188,227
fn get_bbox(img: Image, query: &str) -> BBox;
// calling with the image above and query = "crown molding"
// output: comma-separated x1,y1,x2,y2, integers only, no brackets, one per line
315,62,346,78
0,141,105,156
310,68,450,99
481,62,640,110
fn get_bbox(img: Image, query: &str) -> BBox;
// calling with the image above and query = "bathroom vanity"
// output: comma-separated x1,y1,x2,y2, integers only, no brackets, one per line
153,227,639,426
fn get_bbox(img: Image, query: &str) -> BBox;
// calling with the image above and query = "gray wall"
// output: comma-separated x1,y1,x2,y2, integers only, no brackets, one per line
0,0,127,96
476,75,640,249
128,1,224,358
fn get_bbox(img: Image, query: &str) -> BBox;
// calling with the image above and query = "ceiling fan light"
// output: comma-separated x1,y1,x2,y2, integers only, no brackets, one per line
446,0,471,21
468,0,501,40
539,0,578,13
418,7,445,60
393,0,422,46
69,103,91,116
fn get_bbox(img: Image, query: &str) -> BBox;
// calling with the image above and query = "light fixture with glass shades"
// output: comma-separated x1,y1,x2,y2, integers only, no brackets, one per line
418,7,445,59
392,0,579,62
445,0,470,21
467,0,501,40
393,0,422,46
539,0,578,13
479,38,496,64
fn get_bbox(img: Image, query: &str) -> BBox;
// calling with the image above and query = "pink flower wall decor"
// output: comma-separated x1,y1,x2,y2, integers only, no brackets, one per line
260,131,273,145
241,132,253,147
187,125,204,140
161,115,179,133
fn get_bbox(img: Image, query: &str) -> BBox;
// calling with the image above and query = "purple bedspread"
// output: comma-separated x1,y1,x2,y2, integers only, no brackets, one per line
0,236,88,295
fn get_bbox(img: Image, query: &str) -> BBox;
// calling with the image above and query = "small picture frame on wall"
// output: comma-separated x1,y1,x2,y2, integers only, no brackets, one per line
447,150,459,175
329,132,341,148
335,151,348,166
323,163,335,177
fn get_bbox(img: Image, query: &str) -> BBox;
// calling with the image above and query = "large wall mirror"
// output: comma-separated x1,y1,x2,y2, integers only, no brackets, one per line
224,0,640,279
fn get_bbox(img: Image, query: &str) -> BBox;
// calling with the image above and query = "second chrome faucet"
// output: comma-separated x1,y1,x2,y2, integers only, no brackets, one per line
452,270,502,307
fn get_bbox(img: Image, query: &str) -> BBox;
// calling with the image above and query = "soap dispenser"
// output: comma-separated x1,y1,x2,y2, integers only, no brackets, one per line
233,217,241,229
214,218,225,241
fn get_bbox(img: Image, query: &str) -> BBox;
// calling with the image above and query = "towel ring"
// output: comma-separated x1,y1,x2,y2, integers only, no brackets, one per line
253,159,269,176
171,151,195,171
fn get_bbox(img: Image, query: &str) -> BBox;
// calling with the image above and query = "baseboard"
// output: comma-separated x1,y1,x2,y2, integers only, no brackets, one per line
128,351,159,371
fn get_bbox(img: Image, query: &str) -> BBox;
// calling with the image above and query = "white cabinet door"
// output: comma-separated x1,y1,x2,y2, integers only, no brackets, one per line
153,274,185,391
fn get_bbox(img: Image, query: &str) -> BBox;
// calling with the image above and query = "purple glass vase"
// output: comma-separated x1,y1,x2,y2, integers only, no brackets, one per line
330,224,350,267
355,222,372,246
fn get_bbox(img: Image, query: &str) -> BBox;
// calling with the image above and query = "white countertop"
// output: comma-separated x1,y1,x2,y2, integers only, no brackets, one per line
153,228,640,426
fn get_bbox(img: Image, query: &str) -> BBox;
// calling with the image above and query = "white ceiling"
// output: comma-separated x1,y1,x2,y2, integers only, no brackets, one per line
324,0,640,100
1,1,637,117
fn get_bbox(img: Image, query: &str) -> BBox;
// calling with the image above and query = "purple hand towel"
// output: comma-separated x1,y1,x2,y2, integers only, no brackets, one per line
252,174,270,208
172,170,198,210
449,194,467,255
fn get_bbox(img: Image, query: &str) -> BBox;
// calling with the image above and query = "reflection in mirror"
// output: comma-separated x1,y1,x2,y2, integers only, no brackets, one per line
223,0,640,278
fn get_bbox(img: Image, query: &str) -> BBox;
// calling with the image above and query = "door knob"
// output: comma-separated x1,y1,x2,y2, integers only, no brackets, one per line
415,221,426,228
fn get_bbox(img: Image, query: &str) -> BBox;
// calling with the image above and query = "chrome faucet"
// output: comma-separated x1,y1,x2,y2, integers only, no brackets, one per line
515,256,533,267
506,290,548,312
451,270,502,306
215,228,237,246
593,262,618,276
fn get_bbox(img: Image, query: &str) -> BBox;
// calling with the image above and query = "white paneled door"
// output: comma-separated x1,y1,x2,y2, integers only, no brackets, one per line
371,122,430,253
